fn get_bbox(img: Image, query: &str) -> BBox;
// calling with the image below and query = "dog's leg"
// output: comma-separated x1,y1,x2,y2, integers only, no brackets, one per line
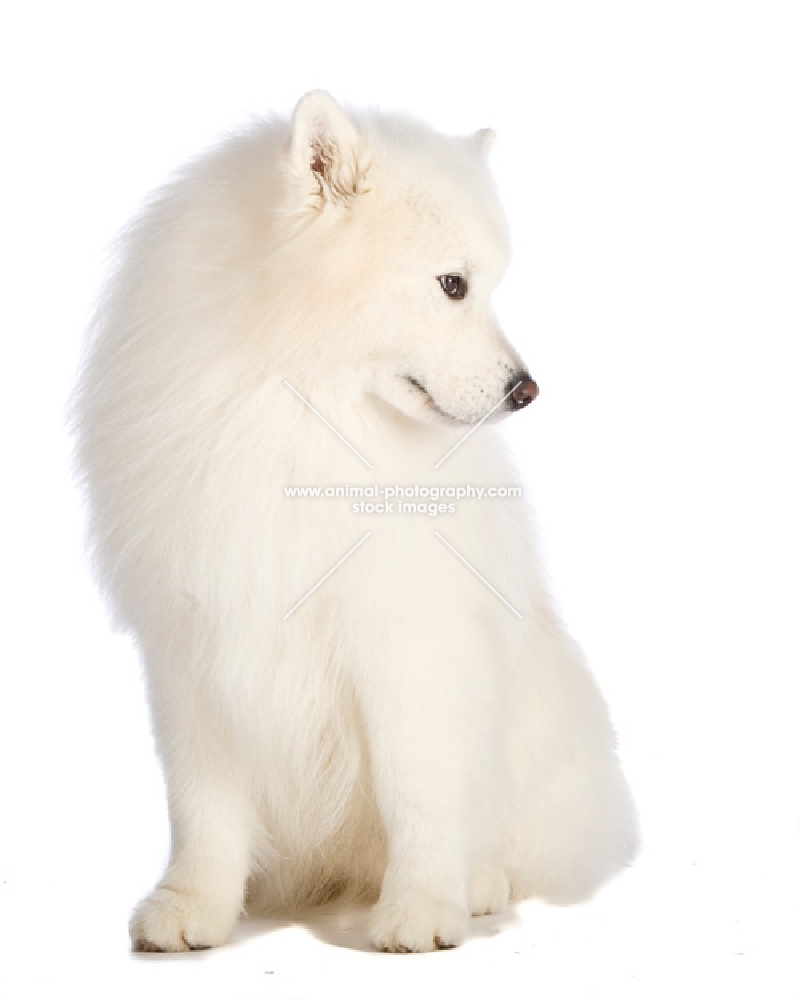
129,666,253,952
507,614,639,903
467,863,510,916
130,765,252,951
360,626,486,952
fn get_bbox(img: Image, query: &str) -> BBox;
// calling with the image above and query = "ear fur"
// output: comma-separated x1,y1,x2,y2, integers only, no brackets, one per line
290,90,368,203
471,127,497,157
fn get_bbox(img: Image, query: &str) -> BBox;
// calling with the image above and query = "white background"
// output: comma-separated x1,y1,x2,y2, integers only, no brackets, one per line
1,2,798,997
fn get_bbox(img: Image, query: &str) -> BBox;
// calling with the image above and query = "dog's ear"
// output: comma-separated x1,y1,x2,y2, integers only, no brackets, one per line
290,91,368,204
470,127,496,157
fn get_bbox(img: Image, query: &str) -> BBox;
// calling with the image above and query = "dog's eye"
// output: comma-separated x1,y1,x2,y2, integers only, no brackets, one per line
437,274,467,300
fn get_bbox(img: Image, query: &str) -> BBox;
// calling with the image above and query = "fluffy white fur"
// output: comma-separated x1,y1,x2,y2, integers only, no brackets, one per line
72,91,638,953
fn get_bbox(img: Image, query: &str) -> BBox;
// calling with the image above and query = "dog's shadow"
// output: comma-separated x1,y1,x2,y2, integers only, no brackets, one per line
231,903,522,953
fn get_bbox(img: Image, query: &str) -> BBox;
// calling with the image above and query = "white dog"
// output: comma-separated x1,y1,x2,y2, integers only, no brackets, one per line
73,92,638,953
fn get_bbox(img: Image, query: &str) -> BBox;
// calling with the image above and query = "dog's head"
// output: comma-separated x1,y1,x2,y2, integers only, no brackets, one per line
281,91,536,426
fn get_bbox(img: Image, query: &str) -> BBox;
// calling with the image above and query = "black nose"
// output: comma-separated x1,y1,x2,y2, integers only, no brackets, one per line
505,373,539,410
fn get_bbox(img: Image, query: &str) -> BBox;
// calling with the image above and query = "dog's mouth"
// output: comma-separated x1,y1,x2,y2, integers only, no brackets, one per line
404,375,465,424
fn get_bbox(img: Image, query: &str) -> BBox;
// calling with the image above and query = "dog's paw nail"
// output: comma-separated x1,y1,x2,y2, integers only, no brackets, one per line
369,894,468,953
130,886,237,953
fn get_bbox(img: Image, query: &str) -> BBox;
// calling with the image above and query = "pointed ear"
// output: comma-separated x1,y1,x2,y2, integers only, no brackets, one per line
290,90,368,202
471,127,496,157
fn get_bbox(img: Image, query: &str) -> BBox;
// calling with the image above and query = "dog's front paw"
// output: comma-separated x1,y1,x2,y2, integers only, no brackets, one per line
130,885,238,952
368,892,468,953
468,866,510,916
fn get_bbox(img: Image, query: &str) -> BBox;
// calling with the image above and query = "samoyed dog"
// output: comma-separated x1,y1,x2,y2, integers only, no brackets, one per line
73,91,638,953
